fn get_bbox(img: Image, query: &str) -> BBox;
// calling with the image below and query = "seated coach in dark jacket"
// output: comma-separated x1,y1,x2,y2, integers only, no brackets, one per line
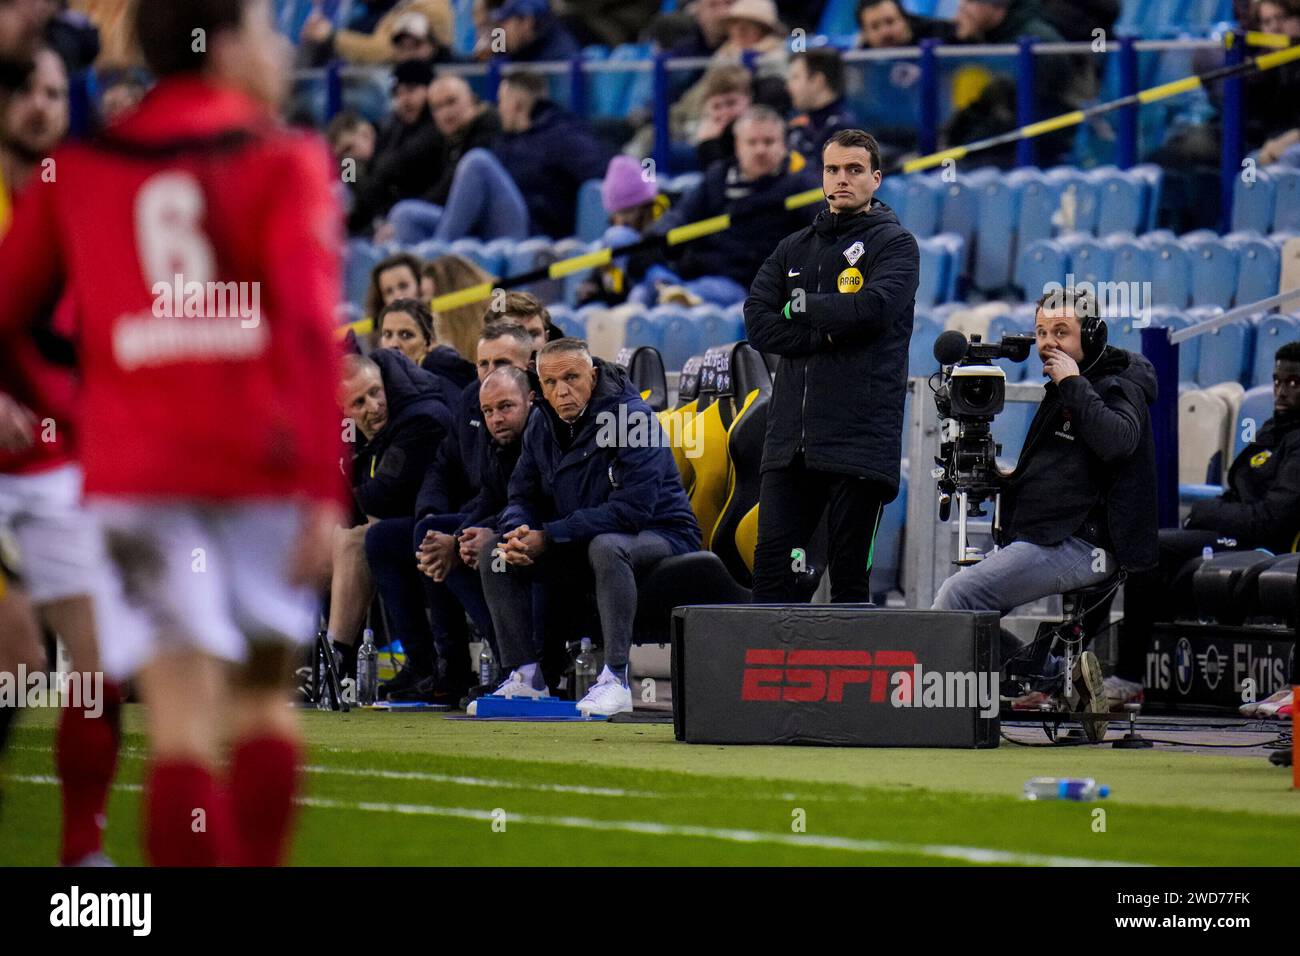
368,322,537,702
932,286,1159,739
477,339,700,717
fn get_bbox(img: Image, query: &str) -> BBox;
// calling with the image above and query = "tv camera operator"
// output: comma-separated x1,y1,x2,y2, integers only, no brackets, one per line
928,287,1159,738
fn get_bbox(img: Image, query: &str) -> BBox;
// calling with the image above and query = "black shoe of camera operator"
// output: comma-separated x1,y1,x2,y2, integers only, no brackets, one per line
379,665,426,701
388,674,470,707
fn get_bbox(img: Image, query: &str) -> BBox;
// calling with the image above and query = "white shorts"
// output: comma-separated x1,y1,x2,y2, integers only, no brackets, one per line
92,500,321,677
0,464,104,605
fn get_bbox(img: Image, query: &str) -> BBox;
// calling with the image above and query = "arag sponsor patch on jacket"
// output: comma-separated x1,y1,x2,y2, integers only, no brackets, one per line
1250,449,1272,468
837,267,863,293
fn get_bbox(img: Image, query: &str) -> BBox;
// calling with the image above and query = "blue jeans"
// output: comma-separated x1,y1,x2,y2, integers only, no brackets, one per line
931,536,1116,613
386,150,531,244
628,264,748,308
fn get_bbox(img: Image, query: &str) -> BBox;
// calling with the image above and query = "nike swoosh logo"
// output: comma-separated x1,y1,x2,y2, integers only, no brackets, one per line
787,269,800,277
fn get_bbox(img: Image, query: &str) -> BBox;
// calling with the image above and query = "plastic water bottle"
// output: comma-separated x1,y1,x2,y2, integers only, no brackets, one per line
356,628,378,705
573,638,597,701
1024,777,1110,801
478,640,498,689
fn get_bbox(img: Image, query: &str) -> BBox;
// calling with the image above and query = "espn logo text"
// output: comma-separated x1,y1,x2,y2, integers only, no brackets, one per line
740,649,917,703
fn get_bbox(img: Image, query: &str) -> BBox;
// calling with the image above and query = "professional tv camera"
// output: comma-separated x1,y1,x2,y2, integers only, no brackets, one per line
930,330,1035,565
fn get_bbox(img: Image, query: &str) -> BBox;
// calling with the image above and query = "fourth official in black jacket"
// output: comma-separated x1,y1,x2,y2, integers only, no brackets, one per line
744,129,919,603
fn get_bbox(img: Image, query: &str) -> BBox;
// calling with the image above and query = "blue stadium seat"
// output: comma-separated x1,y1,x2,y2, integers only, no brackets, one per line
575,179,609,243
343,239,383,310
508,237,554,275
562,313,588,342
871,465,907,600
1194,312,1255,386
1271,166,1300,233
972,175,1021,291
1046,167,1100,235
898,175,943,237
411,239,451,262
449,238,503,276
937,176,979,274
1143,236,1192,308
1250,313,1299,388
662,307,706,372
1235,384,1276,456
694,304,744,350
916,237,951,308
930,233,966,302
1106,315,1146,357
1130,164,1164,234
1104,234,1152,292
1014,238,1069,301
1183,236,1239,308
1057,233,1112,287
1232,168,1276,234
1092,166,1144,237
1011,169,1061,251
1225,232,1281,306
909,311,942,378
624,308,667,354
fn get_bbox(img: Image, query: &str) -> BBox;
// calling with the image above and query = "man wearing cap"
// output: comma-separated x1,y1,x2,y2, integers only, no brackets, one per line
301,0,455,66
337,59,445,239
479,0,580,62
384,75,503,244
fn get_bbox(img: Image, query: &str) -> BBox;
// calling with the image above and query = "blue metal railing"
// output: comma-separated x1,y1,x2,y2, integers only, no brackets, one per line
303,34,1248,206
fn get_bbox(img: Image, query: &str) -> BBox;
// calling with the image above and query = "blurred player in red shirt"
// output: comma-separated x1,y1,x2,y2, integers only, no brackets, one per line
0,0,55,798
0,42,133,867
0,0,346,866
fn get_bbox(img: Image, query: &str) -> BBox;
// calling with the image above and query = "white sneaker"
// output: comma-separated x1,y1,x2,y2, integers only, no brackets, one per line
1253,688,1293,719
492,669,551,700
1103,675,1144,711
1240,687,1288,716
576,673,633,717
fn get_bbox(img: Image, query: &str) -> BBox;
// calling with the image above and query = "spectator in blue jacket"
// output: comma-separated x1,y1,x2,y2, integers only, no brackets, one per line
476,339,701,717
402,70,609,241
491,70,611,239
786,49,859,162
483,0,580,62
638,105,818,306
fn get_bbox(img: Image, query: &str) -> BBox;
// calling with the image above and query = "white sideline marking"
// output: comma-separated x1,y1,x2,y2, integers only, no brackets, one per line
297,795,1147,867
300,764,662,799
4,774,1145,866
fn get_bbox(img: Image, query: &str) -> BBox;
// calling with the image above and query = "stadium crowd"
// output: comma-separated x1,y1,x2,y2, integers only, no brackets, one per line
0,0,1297,870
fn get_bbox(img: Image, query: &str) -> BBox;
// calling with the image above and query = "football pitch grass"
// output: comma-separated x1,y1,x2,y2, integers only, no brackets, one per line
2,706,1297,867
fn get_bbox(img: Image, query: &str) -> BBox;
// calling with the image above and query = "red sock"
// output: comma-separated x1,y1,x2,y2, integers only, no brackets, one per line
144,759,233,866
56,680,123,865
229,736,300,867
